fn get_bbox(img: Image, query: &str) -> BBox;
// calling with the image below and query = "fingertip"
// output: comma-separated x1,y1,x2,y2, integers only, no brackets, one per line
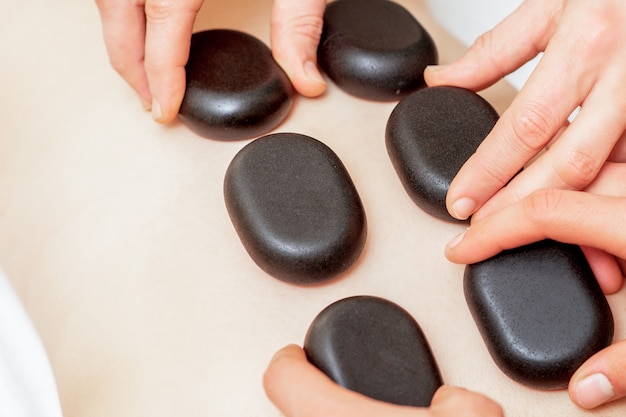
449,196,477,221
151,94,184,124
570,341,626,410
444,229,468,262
301,60,327,95
263,344,305,395
580,246,625,295
571,373,616,409
423,64,450,86
431,385,504,416
290,60,327,97
149,74,186,123
268,344,305,365
272,45,326,97
430,385,462,403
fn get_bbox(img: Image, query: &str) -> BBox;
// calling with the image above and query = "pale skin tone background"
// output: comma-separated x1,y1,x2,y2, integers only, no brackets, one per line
0,0,625,415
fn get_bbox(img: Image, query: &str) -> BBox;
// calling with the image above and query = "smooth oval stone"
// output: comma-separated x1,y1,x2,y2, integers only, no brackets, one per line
223,133,366,285
304,296,443,406
179,29,294,141
464,240,614,389
386,86,498,222
318,0,438,101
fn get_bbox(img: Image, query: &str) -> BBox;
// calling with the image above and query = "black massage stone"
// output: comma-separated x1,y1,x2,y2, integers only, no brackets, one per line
304,296,443,406
223,133,366,285
464,240,614,389
386,86,498,222
179,29,294,140
318,0,438,101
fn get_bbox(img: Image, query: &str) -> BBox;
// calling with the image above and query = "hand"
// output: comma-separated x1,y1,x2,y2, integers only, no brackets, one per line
271,0,327,97
95,0,326,123
445,160,626,291
263,344,504,417
444,162,626,409
95,0,204,122
425,0,626,221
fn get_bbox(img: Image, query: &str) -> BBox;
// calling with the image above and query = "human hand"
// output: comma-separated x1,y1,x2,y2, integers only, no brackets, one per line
444,162,626,409
95,0,204,122
425,0,626,221
95,0,326,122
270,0,327,97
263,344,503,417
445,159,626,290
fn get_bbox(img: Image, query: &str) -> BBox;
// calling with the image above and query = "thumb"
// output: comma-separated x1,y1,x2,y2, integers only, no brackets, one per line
569,340,626,409
271,0,327,97
430,386,504,417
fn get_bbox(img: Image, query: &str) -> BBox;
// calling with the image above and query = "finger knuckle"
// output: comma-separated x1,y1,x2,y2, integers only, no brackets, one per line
554,148,599,189
473,29,495,53
296,15,324,42
576,5,621,52
144,0,174,20
508,103,556,154
108,54,131,76
524,188,563,227
275,14,323,42
472,30,507,79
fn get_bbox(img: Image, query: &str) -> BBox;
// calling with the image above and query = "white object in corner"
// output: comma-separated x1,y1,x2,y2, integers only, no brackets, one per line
0,268,63,417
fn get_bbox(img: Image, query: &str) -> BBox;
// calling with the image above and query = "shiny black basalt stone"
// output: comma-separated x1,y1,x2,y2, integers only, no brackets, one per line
304,296,443,406
464,240,614,389
223,133,366,285
179,29,294,140
386,86,498,222
318,0,438,101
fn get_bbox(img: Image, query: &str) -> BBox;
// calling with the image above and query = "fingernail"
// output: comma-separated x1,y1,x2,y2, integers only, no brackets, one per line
425,64,448,74
151,98,162,121
269,344,297,364
575,373,615,409
452,197,476,220
446,229,467,250
304,60,325,85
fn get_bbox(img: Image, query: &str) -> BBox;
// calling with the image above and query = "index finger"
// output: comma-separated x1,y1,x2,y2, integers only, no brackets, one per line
446,39,592,220
96,0,152,108
144,0,204,122
445,189,626,265
442,3,613,220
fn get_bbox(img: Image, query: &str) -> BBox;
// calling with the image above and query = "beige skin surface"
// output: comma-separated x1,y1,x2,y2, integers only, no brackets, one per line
1,0,625,416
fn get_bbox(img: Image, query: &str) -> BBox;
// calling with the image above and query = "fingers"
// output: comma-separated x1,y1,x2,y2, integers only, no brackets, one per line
445,189,626,265
569,341,626,409
579,246,624,295
144,0,204,122
263,344,417,417
476,65,626,220
435,0,626,221
585,162,626,197
425,0,560,90
96,0,152,109
430,386,504,417
445,19,614,220
264,345,503,417
271,0,327,97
